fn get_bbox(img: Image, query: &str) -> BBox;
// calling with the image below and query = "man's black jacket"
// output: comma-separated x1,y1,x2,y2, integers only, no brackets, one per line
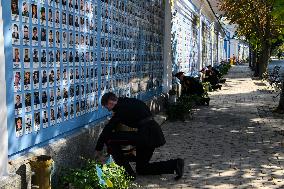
95,97,165,151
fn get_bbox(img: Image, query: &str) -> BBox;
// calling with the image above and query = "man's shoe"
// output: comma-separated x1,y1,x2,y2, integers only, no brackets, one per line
205,98,210,106
218,84,222,90
175,158,184,180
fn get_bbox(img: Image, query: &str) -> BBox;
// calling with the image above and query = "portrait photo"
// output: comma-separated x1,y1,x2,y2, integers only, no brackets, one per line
33,70,40,89
40,7,46,25
41,49,47,66
22,25,29,45
13,47,21,68
12,23,20,45
49,69,55,87
42,110,49,128
41,28,47,47
63,103,68,121
34,111,40,132
25,114,32,134
24,70,31,90
42,90,48,108
34,91,40,110
11,0,19,21
57,106,62,123
50,108,56,125
31,3,38,24
14,94,22,115
15,117,23,137
25,92,31,112
48,8,53,27
14,71,21,92
42,70,48,88
32,26,38,46
49,89,55,106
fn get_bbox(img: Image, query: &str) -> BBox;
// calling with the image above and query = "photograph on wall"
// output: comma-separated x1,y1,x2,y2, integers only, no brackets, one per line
42,90,48,108
13,47,21,68
62,50,67,64
56,87,62,104
24,70,31,90
33,70,39,90
23,48,30,68
48,8,53,27
40,7,46,25
11,0,19,21
14,94,22,115
81,84,85,99
32,26,38,46
75,51,79,65
75,67,79,83
50,108,56,125
48,50,54,67
41,49,47,67
63,68,68,85
62,32,67,48
48,29,54,47
49,88,55,106
24,114,32,134
34,91,40,111
42,70,48,88
91,97,95,111
15,117,23,137
56,50,60,66
55,31,60,48
56,69,61,85
31,3,38,24
86,98,90,113
55,10,60,28
22,1,29,23
42,110,49,128
34,111,40,132
80,100,85,114
62,12,67,29
70,85,74,101
22,25,30,45
12,23,20,45
63,103,68,121
75,101,80,116
69,32,74,48
75,84,79,100
33,49,39,68
68,14,73,30
49,69,55,87
41,28,47,47
56,106,62,123
55,0,60,9
62,0,67,10
24,92,31,112
70,103,74,119
63,86,68,103
69,68,74,84
13,71,21,92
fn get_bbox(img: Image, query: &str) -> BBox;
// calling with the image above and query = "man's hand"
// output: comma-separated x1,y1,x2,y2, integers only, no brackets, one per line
95,150,105,164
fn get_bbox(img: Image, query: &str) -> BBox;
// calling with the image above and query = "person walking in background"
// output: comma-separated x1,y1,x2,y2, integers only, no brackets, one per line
95,92,184,180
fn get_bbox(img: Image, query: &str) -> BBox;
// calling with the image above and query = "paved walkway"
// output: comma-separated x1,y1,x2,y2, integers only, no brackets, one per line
134,65,284,189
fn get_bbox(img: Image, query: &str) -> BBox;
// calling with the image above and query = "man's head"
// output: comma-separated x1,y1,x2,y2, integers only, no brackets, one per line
101,92,118,111
174,72,184,80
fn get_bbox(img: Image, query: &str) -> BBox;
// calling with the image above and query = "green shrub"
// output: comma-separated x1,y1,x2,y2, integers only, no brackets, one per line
166,95,201,121
62,158,133,189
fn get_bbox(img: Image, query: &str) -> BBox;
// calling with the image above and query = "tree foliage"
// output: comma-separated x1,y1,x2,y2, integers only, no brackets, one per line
219,0,283,50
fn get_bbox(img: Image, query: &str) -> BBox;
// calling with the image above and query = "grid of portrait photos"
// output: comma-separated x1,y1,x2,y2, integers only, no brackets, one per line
11,0,164,138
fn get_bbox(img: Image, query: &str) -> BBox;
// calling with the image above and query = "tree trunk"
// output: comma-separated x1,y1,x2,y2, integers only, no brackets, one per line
276,82,284,113
258,43,271,78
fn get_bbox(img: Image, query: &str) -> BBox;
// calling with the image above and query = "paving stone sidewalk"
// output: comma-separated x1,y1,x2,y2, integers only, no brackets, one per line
133,65,284,189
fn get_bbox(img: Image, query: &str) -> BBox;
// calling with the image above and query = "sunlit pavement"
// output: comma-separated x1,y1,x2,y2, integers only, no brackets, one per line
133,65,284,189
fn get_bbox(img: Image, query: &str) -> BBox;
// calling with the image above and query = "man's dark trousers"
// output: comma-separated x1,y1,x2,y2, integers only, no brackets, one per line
107,129,177,175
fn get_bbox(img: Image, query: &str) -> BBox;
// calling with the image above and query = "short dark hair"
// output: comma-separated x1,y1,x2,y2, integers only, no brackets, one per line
101,92,117,106
174,72,184,78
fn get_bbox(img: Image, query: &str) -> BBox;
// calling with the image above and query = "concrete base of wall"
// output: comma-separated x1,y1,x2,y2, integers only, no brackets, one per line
5,94,168,189
0,175,22,189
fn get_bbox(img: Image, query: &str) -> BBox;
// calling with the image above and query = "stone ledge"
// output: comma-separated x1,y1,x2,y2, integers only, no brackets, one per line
0,174,21,189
